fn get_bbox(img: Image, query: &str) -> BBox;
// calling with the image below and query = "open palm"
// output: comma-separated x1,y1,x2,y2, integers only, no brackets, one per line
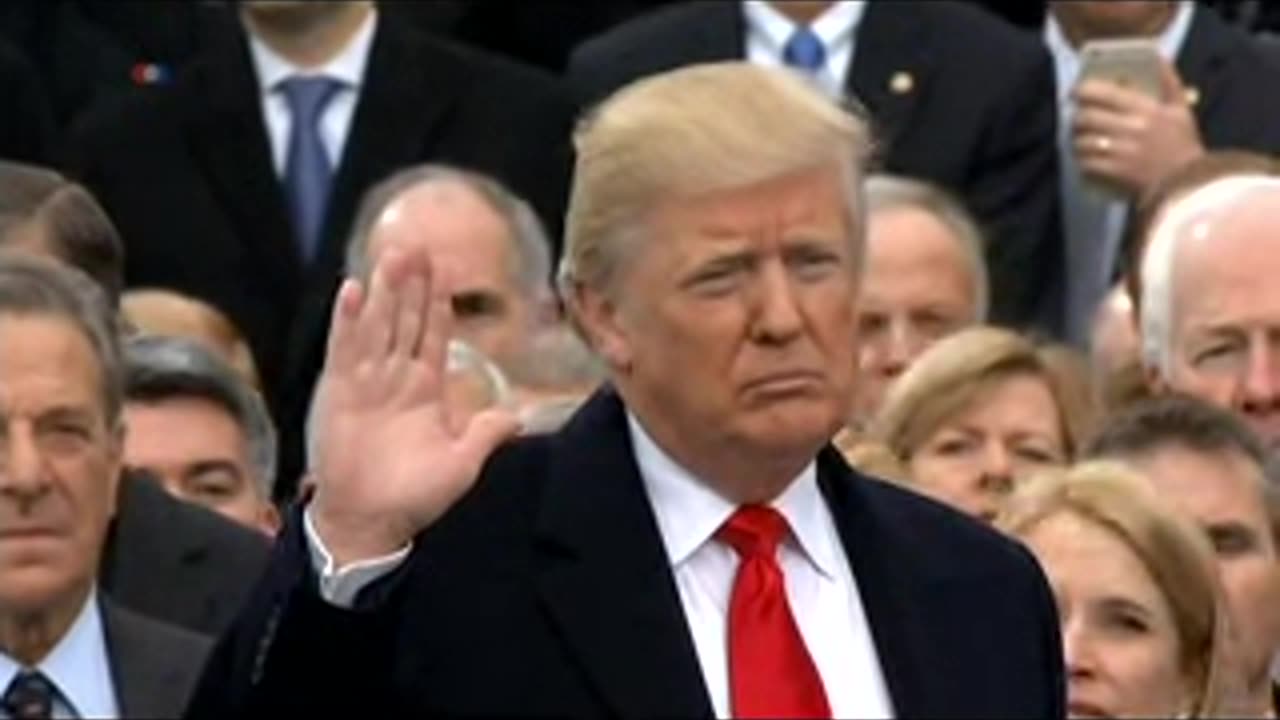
309,246,519,566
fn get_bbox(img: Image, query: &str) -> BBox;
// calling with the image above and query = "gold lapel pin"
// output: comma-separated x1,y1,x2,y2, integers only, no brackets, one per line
889,71,914,95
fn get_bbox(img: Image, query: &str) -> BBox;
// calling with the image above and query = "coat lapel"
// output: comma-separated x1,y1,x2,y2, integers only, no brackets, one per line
181,26,301,304
533,390,713,719
100,600,198,718
847,2,934,164
816,448,961,718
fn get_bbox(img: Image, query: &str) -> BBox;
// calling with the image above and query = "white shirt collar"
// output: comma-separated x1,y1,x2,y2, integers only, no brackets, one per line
627,412,840,579
742,1,866,59
0,588,119,719
1044,1,1195,107
247,8,378,94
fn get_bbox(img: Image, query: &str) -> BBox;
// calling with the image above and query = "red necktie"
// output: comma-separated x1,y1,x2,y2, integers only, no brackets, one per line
719,505,832,719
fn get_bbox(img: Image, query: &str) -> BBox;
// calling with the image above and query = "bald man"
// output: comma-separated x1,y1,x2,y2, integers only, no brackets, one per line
275,164,555,499
1140,175,1280,453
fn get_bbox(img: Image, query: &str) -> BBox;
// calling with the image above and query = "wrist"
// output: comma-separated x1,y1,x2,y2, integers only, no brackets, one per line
310,500,410,568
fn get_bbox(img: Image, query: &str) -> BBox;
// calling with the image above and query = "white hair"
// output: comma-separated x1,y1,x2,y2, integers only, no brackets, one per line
1140,175,1280,376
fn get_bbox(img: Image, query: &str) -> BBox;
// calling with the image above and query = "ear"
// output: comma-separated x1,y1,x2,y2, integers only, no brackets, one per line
568,282,633,374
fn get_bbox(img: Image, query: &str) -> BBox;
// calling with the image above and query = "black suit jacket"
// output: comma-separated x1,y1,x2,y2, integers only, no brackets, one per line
0,35,56,165
569,0,1063,332
186,390,1065,717
1177,5,1280,157
102,599,212,717
68,19,577,499
99,472,271,637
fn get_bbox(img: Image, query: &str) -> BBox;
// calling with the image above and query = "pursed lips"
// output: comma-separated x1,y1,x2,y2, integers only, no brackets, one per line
740,369,826,392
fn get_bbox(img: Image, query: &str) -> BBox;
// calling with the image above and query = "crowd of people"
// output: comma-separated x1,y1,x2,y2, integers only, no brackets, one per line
3,1,1280,718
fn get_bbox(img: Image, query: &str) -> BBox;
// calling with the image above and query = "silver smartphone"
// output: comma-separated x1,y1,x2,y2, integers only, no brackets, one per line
1078,38,1164,99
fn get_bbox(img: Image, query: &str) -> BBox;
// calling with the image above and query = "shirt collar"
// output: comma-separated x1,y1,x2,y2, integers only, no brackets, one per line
1044,1,1195,106
628,412,840,579
742,1,866,58
247,8,378,94
0,588,119,719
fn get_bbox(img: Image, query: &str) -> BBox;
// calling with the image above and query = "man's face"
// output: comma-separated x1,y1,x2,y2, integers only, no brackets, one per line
367,183,535,370
0,314,120,614
583,167,858,468
1163,206,1280,450
124,397,276,535
1050,1,1179,39
1124,445,1280,688
854,206,977,424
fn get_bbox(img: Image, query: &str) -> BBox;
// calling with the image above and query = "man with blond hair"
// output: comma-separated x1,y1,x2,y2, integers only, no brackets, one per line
188,62,1063,718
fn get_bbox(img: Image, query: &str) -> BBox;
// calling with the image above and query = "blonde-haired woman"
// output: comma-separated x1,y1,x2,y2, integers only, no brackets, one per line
866,326,1095,521
998,463,1232,718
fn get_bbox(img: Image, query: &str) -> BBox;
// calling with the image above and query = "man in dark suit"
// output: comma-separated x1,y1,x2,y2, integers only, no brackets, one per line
67,1,578,500
0,159,273,638
0,256,210,719
187,62,1063,718
1047,1,1280,345
569,0,1062,334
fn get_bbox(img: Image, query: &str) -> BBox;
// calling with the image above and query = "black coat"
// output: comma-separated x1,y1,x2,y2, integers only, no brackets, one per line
101,598,213,718
186,389,1065,718
569,0,1063,332
99,472,271,637
67,19,577,499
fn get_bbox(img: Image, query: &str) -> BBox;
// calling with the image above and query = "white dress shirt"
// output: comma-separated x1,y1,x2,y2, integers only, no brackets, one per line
305,413,894,718
246,9,378,177
0,588,120,719
742,0,866,100
1043,2,1194,344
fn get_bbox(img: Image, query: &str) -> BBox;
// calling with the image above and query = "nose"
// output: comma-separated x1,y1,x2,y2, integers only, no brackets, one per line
1240,338,1280,416
752,260,804,346
1062,615,1097,682
0,423,50,504
882,318,924,377
977,440,1014,496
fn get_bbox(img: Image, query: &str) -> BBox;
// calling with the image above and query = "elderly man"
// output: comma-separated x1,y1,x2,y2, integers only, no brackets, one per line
0,256,210,718
122,336,280,536
1139,175,1280,453
1087,394,1280,717
272,163,558,499
851,175,989,429
188,63,1063,718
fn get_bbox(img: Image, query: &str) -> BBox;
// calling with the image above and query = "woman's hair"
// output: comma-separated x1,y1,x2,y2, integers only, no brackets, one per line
998,462,1231,718
870,326,1096,465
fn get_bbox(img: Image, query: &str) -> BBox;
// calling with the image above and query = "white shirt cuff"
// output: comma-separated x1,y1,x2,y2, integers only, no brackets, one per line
303,509,412,608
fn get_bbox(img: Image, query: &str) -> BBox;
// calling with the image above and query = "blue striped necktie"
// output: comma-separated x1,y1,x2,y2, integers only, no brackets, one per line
279,75,343,264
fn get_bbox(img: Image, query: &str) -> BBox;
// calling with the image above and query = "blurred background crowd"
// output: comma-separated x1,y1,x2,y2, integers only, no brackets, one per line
3,1,1280,718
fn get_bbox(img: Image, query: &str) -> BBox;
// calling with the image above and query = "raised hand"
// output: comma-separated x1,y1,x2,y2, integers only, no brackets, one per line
308,244,520,567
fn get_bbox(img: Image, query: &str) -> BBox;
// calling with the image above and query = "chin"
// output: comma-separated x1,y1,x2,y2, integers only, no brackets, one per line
735,401,842,454
0,569,83,616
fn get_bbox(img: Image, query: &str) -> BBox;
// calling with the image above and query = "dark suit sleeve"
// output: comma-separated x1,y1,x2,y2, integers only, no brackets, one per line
184,505,404,717
965,44,1064,333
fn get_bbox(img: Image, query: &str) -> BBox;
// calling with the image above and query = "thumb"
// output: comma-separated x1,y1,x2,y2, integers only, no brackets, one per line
1158,57,1185,104
456,408,522,468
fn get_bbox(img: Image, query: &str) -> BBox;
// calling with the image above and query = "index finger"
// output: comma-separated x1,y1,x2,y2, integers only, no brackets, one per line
1074,78,1157,114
